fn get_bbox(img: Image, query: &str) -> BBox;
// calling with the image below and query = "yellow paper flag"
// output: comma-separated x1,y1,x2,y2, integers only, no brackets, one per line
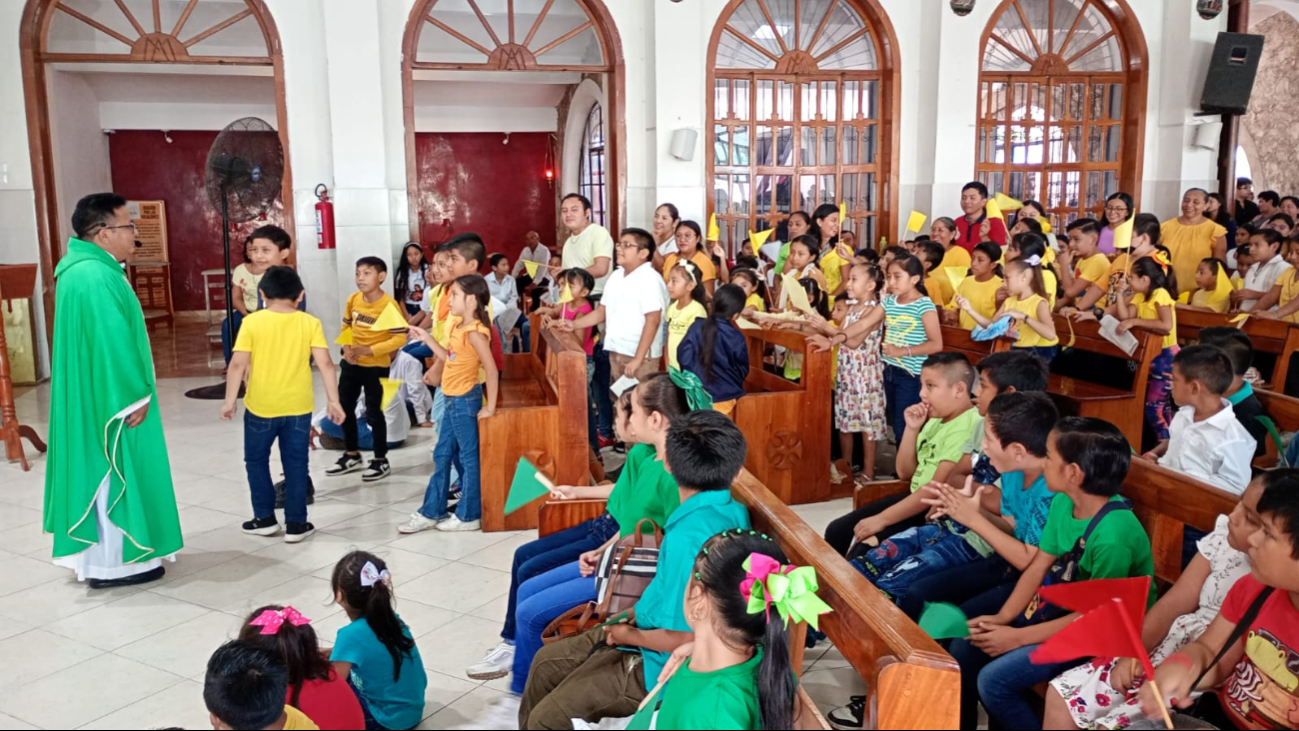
839,202,847,224
523,260,540,278
370,302,409,332
1177,292,1190,304
708,213,720,241
906,211,928,233
993,193,1024,212
1112,216,1134,250
944,267,968,294
780,272,813,314
334,328,354,346
1230,313,1250,327
986,198,1005,222
380,378,402,412
749,228,774,249
558,282,573,304
1208,264,1234,304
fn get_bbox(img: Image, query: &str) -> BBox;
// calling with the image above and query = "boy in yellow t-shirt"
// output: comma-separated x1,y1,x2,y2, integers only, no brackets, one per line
326,257,409,482
1056,218,1109,310
943,242,1002,330
223,267,344,543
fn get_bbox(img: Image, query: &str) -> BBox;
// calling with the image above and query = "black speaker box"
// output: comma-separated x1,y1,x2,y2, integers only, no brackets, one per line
1201,32,1265,115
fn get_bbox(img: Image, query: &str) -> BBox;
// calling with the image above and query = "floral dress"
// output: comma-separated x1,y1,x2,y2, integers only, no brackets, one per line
1049,515,1249,729
835,301,887,437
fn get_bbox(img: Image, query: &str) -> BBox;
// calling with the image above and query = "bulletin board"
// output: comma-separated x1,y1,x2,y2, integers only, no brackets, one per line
127,200,168,263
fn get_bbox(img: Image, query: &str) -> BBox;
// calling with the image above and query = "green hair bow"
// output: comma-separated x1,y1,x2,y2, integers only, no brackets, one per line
669,367,714,412
740,553,833,631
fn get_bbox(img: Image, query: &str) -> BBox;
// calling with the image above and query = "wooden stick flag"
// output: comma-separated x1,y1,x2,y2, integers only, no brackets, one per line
985,198,1006,222
708,213,721,241
1208,264,1234,304
945,267,968,294
749,228,774,249
1112,215,1135,250
558,283,573,304
523,260,540,278
906,211,928,234
838,201,847,225
505,457,556,515
370,302,410,332
993,192,1024,212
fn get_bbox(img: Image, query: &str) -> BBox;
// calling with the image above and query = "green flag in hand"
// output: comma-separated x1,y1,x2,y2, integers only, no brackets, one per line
505,457,552,515
918,602,970,640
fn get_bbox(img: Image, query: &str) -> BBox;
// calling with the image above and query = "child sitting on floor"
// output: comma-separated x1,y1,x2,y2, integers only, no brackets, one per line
519,409,752,730
238,605,364,730
948,417,1155,731
822,353,979,556
1143,345,1255,495
204,640,320,730
330,551,427,731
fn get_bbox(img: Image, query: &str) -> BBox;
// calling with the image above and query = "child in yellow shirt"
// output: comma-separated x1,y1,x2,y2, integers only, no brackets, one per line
1185,257,1231,314
666,261,708,369
944,241,1002,330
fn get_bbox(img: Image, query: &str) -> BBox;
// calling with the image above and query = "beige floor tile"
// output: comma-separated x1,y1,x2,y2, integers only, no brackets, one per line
458,532,534,573
0,522,52,558
389,527,516,562
317,508,412,544
0,653,183,729
0,629,103,690
799,666,868,718
78,678,207,730
114,611,242,678
150,553,303,611
416,614,509,678
250,530,378,575
422,685,516,730
176,505,245,537
0,712,38,730
0,552,71,598
45,591,211,651
401,562,512,613
0,505,42,532
228,574,343,624
416,670,483,725
465,592,510,622
0,575,146,626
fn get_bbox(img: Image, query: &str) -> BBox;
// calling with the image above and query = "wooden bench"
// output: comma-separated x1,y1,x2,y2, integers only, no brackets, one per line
1177,306,1299,390
1254,388,1297,468
940,324,995,364
736,327,837,504
478,316,593,532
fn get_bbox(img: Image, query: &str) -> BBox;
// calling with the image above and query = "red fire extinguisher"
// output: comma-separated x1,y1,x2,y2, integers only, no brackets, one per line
315,184,336,250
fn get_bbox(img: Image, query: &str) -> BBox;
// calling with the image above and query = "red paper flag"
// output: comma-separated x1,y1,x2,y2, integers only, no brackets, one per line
1039,576,1151,618
1031,599,1157,682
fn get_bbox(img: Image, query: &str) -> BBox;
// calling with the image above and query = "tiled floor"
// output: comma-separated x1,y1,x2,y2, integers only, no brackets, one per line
1,377,864,730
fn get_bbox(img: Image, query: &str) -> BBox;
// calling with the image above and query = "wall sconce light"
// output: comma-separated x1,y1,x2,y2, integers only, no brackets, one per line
1197,0,1224,20
951,0,976,17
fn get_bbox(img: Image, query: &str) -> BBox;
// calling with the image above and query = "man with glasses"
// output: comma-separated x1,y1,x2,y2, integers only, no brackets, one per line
1235,177,1260,227
44,192,182,589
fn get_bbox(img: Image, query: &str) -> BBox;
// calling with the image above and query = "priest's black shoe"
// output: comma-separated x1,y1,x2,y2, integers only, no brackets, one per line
88,566,165,590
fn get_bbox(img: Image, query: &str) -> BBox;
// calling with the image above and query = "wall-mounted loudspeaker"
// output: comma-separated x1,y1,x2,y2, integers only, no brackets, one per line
669,128,697,161
1200,32,1265,116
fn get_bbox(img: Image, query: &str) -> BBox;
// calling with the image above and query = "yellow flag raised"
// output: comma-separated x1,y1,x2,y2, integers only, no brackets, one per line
558,282,573,304
1208,263,1234,304
945,267,968,294
523,260,540,278
986,198,1005,222
993,193,1024,212
379,378,402,412
839,202,847,225
708,213,721,241
370,302,409,332
1111,215,1134,250
749,228,774,249
334,328,354,346
906,211,928,233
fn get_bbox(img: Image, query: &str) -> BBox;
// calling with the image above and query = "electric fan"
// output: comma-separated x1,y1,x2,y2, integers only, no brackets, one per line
186,117,284,400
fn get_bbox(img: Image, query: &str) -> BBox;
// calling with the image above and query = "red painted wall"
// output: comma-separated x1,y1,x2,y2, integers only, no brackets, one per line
414,132,556,267
109,130,285,312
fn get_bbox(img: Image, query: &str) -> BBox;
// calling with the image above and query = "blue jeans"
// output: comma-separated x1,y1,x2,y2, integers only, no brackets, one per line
503,315,532,354
502,513,618,643
948,639,1081,730
403,341,433,360
429,389,461,486
419,385,482,522
511,560,599,695
318,416,404,451
221,311,244,365
853,522,982,602
244,412,311,524
897,553,1018,620
884,364,922,443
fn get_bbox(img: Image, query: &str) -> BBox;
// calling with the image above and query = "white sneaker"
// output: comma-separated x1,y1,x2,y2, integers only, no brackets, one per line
465,641,515,680
398,512,443,534
436,515,482,532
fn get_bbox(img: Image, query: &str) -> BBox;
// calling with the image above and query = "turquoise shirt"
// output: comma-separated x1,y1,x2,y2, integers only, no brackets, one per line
633,489,751,688
331,615,427,731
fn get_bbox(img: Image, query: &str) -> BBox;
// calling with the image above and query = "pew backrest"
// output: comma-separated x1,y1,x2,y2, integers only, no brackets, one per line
1177,306,1299,389
1123,458,1239,585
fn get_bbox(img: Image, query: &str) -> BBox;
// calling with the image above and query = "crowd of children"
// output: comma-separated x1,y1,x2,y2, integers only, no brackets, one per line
203,180,1299,729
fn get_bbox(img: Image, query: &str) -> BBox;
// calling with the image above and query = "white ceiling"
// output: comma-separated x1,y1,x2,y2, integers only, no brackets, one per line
72,69,275,105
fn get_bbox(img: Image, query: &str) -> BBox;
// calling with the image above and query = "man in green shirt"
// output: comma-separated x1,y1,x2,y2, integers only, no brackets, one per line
519,411,751,730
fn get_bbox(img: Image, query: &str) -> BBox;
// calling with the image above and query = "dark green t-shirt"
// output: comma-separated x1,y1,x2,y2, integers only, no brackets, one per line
605,443,681,537
626,649,763,730
1038,493,1157,606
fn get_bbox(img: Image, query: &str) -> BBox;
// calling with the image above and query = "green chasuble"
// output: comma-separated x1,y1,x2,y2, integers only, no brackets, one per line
43,237,183,564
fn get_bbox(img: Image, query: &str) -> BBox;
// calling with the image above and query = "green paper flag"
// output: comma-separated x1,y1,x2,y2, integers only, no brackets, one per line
919,602,970,640
505,457,554,515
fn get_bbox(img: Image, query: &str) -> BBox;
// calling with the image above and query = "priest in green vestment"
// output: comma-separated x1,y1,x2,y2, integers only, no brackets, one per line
43,192,183,589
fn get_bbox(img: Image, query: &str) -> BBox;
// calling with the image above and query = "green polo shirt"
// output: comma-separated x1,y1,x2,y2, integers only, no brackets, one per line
626,649,762,730
606,444,681,538
633,489,751,688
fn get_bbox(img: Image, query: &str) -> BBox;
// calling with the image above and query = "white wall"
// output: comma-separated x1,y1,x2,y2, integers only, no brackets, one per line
48,71,113,250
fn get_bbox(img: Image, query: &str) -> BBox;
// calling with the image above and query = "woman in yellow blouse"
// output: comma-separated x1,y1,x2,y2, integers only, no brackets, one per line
1161,188,1227,295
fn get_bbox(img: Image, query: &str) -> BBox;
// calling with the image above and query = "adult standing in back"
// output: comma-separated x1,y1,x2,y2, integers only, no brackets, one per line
954,181,1008,253
1162,188,1228,295
512,230,551,309
560,193,617,448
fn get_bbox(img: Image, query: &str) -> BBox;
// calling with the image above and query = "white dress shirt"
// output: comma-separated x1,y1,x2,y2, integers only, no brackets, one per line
512,243,552,278
1240,254,1292,311
487,273,518,310
1159,399,1255,495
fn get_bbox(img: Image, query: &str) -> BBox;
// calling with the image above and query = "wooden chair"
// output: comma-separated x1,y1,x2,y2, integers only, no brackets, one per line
735,327,837,503
478,315,593,531
1177,306,1299,389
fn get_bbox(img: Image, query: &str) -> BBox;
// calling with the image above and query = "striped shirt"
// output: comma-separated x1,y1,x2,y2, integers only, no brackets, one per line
883,294,936,374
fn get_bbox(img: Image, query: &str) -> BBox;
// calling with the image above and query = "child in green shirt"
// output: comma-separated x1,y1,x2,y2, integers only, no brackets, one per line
627,530,831,731
948,416,1155,730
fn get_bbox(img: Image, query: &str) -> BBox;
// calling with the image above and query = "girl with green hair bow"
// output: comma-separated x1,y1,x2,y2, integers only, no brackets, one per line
627,529,831,731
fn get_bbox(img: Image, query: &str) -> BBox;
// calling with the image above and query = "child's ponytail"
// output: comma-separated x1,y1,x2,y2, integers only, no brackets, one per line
331,551,416,682
702,285,747,383
758,612,796,730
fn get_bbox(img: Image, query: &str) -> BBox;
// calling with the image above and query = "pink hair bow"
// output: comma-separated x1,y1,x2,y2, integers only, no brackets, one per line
249,606,311,635
739,553,791,622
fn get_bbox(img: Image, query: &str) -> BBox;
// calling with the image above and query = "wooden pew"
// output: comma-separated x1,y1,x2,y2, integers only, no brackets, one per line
1123,458,1239,586
1046,314,1162,448
478,316,592,532
735,470,960,729
735,327,837,504
1254,388,1298,468
940,324,995,364
1177,306,1299,389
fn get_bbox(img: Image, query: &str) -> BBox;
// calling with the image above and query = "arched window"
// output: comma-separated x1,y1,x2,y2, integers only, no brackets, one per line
579,103,607,226
708,0,898,251
977,0,1147,227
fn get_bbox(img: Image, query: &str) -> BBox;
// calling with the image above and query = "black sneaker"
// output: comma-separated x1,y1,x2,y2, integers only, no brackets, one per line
326,454,363,476
447,482,463,508
362,458,391,482
274,477,316,509
828,695,866,730
285,521,316,543
242,516,280,536
613,441,627,454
